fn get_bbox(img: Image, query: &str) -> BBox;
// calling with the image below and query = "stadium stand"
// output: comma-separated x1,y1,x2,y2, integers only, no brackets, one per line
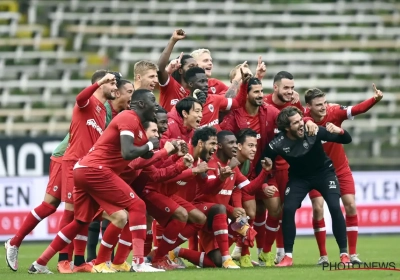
0,0,399,166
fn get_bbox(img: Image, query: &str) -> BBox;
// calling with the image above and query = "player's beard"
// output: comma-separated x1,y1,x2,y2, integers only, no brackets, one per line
277,91,290,103
200,147,210,162
105,91,116,100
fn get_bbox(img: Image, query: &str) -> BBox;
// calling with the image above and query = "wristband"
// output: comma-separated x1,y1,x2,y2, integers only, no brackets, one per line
146,141,154,151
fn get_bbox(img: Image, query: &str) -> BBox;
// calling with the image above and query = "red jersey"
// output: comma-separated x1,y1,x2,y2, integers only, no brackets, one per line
194,155,250,206
63,95,106,161
208,78,228,95
199,95,234,131
263,93,304,170
304,105,352,175
79,110,148,175
159,76,190,112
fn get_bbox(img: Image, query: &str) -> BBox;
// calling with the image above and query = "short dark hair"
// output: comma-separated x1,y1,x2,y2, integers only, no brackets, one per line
236,128,257,144
176,97,202,119
143,120,156,130
273,71,293,84
304,88,326,104
276,106,303,132
217,130,235,144
171,54,194,83
192,126,217,147
117,79,132,89
247,77,262,92
156,106,167,114
91,70,107,84
184,67,206,83
130,88,152,109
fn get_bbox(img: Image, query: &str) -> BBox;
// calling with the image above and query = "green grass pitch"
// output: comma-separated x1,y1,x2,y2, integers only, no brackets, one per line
1,235,399,280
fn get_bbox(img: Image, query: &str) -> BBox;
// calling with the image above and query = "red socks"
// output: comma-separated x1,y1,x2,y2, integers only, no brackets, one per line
263,215,280,253
212,214,229,257
188,235,199,251
313,218,327,256
253,212,266,250
144,230,153,256
95,223,122,265
58,209,74,256
37,220,83,266
177,248,216,268
10,202,56,247
276,219,284,249
113,223,132,265
73,223,89,265
346,215,358,255
154,219,186,260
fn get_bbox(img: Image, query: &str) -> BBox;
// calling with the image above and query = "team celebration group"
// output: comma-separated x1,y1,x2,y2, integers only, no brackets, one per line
4,29,383,274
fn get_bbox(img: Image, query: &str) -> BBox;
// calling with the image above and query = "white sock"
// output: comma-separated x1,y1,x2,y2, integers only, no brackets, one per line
234,245,242,251
277,248,285,254
222,255,230,262
257,248,262,255
285,253,293,258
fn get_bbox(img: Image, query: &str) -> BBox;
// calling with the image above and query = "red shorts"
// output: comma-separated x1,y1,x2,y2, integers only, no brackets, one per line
62,160,77,203
194,202,216,216
142,190,196,228
73,166,142,223
45,159,63,200
198,229,218,254
175,185,197,203
309,171,355,199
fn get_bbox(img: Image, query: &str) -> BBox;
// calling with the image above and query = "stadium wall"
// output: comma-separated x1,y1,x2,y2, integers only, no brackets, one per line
0,137,399,240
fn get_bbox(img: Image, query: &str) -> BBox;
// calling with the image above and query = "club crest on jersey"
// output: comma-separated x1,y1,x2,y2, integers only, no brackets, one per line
96,105,102,114
165,207,170,212
208,104,214,112
285,187,290,195
303,140,309,149
130,192,135,198
211,87,216,94
53,186,58,192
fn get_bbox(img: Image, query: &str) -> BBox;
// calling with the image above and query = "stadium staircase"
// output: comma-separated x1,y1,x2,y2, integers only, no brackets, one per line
0,0,399,167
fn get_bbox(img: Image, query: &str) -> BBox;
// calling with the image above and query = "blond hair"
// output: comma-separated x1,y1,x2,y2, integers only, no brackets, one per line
229,63,249,82
190,48,211,59
134,60,158,80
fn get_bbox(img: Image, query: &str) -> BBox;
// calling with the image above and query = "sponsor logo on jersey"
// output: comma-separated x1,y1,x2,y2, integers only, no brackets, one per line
86,119,104,135
219,189,233,195
170,99,179,105
200,119,219,128
283,147,290,154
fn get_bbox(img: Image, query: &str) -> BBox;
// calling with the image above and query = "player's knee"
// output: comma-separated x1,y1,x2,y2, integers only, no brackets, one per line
245,207,256,220
282,203,296,215
267,203,281,217
326,200,341,215
208,250,222,267
173,207,188,222
210,204,226,214
189,209,207,225
44,194,61,208
65,202,74,211
311,197,324,219
109,210,128,228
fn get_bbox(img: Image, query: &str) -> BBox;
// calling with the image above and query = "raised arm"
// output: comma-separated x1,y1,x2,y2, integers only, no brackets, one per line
120,134,160,160
144,159,189,183
317,125,352,144
157,29,186,85
76,73,115,108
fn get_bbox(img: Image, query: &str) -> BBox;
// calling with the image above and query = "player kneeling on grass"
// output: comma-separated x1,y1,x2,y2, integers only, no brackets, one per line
230,128,281,267
169,129,273,269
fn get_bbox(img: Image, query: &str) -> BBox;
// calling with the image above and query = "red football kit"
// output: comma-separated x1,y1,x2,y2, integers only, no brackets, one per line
306,97,378,199
263,93,305,201
199,85,246,131
62,84,106,204
159,76,190,112
73,110,149,223
208,78,228,95
46,156,63,200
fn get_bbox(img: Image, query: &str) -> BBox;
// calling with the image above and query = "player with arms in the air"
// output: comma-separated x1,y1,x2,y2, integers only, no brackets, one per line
157,29,197,111
263,106,353,267
304,85,383,265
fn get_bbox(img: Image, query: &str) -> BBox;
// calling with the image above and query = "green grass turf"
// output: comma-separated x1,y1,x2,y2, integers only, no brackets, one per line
1,235,399,280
